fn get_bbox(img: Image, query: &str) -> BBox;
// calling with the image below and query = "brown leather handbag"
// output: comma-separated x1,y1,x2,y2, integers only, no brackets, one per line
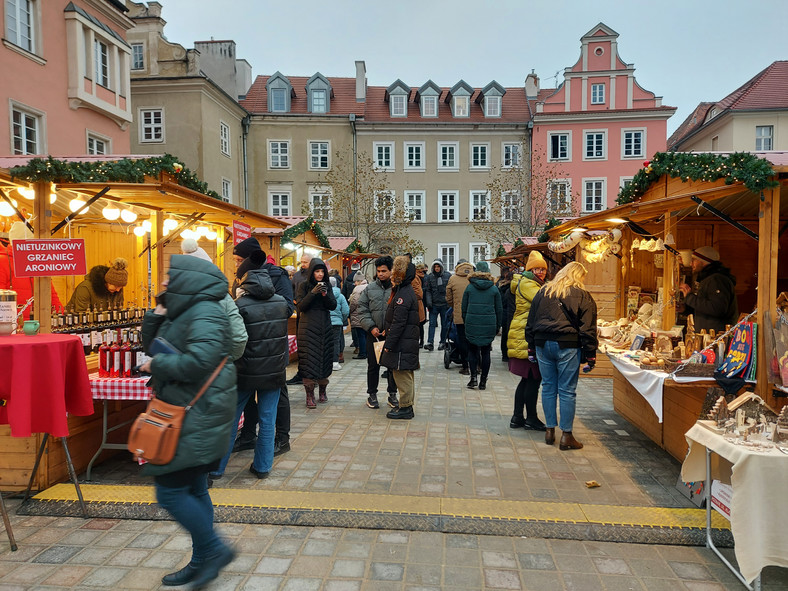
127,358,227,465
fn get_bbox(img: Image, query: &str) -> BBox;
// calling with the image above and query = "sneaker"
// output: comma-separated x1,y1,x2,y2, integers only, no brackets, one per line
273,439,290,456
381,370,389,378
366,395,379,409
437,342,446,351
332,362,342,371
286,373,303,385
249,465,270,479
386,405,414,420
424,343,434,351
387,392,399,408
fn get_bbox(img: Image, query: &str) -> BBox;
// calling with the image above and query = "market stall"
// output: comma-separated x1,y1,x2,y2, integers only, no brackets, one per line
0,155,290,490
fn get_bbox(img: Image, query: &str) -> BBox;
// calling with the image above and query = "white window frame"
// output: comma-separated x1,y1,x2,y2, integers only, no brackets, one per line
547,180,572,216
309,189,332,221
437,243,459,271
309,140,330,170
403,142,425,171
755,125,773,151
268,189,291,217
93,38,110,88
501,191,521,223
484,95,501,118
311,89,327,114
621,128,646,159
438,191,459,223
453,95,469,118
221,178,232,203
421,95,437,118
10,101,44,155
619,177,634,191
219,121,231,157
469,242,490,266
270,88,287,112
470,143,490,170
86,130,110,156
268,140,290,169
437,142,459,171
548,131,571,161
591,83,605,105
374,190,396,223
4,0,39,55
130,42,144,70
582,178,606,213
138,107,164,143
404,191,425,223
373,142,394,172
469,191,490,221
502,142,521,169
390,94,407,117
583,130,607,161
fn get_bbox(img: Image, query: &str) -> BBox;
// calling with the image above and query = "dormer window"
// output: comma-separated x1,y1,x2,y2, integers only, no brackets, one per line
391,95,406,117
454,96,469,117
311,89,326,113
267,72,294,113
478,81,505,118
306,72,332,114
485,96,501,117
447,80,473,118
386,80,411,118
416,80,441,118
271,89,286,112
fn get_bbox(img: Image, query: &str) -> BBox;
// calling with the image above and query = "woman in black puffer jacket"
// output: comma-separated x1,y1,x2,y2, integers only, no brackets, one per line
296,258,337,408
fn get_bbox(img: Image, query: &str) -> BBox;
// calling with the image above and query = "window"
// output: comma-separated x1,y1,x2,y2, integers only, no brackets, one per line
374,191,395,223
311,89,326,113
438,243,458,271
374,142,394,171
622,129,645,158
139,108,164,143
438,142,458,170
309,141,329,169
438,192,459,222
94,39,110,87
269,141,290,168
421,96,437,117
220,122,230,157
584,131,606,160
501,191,521,222
547,181,571,215
11,106,40,155
404,142,424,170
756,126,773,151
269,191,290,216
390,95,406,117
620,177,633,190
470,243,490,266
404,191,425,222
591,83,605,105
310,191,332,221
485,96,501,117
131,43,144,70
453,96,469,117
87,134,108,155
503,143,520,168
470,144,489,169
470,191,489,221
5,0,34,52
221,178,231,203
549,133,569,160
270,88,287,112
583,180,605,213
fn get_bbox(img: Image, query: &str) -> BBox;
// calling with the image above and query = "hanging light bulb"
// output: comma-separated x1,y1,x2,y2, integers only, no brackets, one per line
120,208,137,223
206,230,218,241
0,199,16,217
163,218,178,231
664,232,675,246
17,186,34,200
163,227,170,236
142,220,152,233
49,192,57,204
133,225,146,237
195,226,209,237
69,198,87,213
102,204,120,221
181,229,197,240
631,238,641,249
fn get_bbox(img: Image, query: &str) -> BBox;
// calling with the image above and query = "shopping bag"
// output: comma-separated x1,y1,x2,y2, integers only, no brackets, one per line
373,340,385,363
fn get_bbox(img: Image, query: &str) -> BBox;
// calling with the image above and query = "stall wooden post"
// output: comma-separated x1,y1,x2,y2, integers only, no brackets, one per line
756,184,780,408
616,230,630,319
216,226,227,276
662,213,677,330
32,181,52,332
150,212,164,297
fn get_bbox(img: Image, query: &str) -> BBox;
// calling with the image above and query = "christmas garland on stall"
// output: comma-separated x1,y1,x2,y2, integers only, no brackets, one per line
281,216,331,248
9,154,222,200
616,151,779,205
344,238,365,253
538,217,562,243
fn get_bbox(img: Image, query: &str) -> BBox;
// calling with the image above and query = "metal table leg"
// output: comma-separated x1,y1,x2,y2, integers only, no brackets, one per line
22,433,88,518
0,491,18,551
86,400,136,481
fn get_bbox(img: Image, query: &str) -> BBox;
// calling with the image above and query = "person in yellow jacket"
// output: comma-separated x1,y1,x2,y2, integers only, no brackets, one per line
507,251,548,430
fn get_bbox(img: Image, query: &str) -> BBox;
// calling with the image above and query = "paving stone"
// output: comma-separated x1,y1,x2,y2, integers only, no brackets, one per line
518,553,556,571
370,562,405,581
331,558,366,577
484,568,523,589
31,544,82,564
255,556,293,575
668,561,713,580
562,572,605,590
593,557,633,575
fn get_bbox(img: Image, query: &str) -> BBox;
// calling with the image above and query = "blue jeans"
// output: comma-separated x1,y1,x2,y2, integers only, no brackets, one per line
155,473,224,564
427,306,449,344
217,387,280,475
536,342,581,432
352,327,367,358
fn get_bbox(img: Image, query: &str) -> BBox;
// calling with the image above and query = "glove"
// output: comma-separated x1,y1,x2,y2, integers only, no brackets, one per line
583,357,596,373
527,349,536,363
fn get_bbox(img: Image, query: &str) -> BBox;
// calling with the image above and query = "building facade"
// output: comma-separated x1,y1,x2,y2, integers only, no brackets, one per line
1,0,134,157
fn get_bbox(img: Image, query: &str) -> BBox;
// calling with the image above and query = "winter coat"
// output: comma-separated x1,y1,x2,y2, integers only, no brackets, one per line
342,273,356,300
461,271,502,346
445,262,474,324
66,265,123,312
232,263,293,315
412,272,426,323
295,258,337,380
358,277,392,333
140,255,237,476
0,241,62,320
381,263,420,371
525,285,598,360
507,272,543,359
234,269,290,390
423,259,450,309
330,286,350,327
683,261,738,333
348,281,368,328
220,294,249,361
291,267,310,299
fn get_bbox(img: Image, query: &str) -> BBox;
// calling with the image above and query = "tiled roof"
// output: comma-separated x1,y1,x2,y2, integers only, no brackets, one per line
667,102,714,149
328,237,356,251
241,76,365,116
716,61,788,111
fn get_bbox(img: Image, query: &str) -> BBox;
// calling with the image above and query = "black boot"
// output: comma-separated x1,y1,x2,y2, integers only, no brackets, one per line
523,378,545,430
478,373,488,390
162,563,201,586
511,379,527,428
467,374,477,389
305,384,316,409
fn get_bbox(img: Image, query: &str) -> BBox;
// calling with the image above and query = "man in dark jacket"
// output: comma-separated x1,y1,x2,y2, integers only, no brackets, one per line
679,246,738,333
358,255,398,409
212,268,290,481
423,259,451,351
381,256,420,420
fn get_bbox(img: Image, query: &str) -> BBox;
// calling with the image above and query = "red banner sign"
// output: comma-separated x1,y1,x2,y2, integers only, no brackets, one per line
12,239,87,277
232,221,252,246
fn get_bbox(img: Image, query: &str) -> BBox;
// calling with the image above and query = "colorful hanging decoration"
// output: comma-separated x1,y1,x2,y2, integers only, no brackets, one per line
548,230,584,253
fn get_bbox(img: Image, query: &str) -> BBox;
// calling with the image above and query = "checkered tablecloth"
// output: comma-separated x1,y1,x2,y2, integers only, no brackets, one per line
89,374,153,401
288,335,297,355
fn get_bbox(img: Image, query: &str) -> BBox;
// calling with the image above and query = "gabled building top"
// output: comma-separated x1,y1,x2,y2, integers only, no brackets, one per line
242,75,363,116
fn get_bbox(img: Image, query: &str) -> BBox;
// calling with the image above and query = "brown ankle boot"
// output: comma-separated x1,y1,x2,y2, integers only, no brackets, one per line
318,384,328,403
305,384,316,409
545,428,555,445
559,431,583,450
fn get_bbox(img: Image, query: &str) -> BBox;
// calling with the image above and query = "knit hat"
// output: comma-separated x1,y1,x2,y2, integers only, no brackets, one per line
104,258,128,287
236,250,265,279
525,250,547,271
329,276,338,288
233,236,262,259
692,246,720,263
416,262,428,272
475,261,490,273
351,262,361,271
180,238,213,263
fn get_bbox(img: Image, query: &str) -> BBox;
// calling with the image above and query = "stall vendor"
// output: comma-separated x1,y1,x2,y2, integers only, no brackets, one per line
66,258,127,312
679,246,738,333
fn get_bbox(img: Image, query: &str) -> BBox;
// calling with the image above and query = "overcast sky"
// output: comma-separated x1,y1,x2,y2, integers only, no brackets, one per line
154,0,787,135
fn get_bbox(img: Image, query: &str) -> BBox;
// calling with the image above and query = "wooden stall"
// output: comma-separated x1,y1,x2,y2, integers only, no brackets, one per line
546,152,788,460
0,157,289,490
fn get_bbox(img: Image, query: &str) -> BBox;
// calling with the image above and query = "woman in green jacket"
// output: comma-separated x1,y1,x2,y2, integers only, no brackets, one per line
138,255,237,589
461,262,502,390
507,251,548,431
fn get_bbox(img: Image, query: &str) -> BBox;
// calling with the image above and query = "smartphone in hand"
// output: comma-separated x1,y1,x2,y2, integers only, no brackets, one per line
155,290,167,307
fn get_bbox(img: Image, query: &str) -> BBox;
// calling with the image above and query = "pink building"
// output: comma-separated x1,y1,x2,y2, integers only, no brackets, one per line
1,0,134,157
530,23,676,217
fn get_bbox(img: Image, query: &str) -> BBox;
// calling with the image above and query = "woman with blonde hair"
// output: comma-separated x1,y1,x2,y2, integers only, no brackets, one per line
525,261,597,450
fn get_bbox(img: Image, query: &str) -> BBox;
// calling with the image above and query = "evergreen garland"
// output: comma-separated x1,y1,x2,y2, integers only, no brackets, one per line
9,154,222,200
281,216,331,249
538,217,562,243
496,244,507,257
616,151,779,205
345,238,365,253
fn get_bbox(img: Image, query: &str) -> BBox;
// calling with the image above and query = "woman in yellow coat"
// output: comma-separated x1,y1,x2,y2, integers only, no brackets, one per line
507,251,548,430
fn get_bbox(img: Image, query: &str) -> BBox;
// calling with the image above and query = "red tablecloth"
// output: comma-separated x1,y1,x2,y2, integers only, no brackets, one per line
0,333,94,437
288,335,297,355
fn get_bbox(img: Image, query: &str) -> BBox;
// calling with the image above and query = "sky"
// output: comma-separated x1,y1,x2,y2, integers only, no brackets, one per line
153,0,788,135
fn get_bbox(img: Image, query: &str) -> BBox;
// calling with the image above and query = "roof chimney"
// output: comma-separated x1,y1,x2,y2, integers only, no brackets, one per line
355,60,366,103
525,70,539,99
